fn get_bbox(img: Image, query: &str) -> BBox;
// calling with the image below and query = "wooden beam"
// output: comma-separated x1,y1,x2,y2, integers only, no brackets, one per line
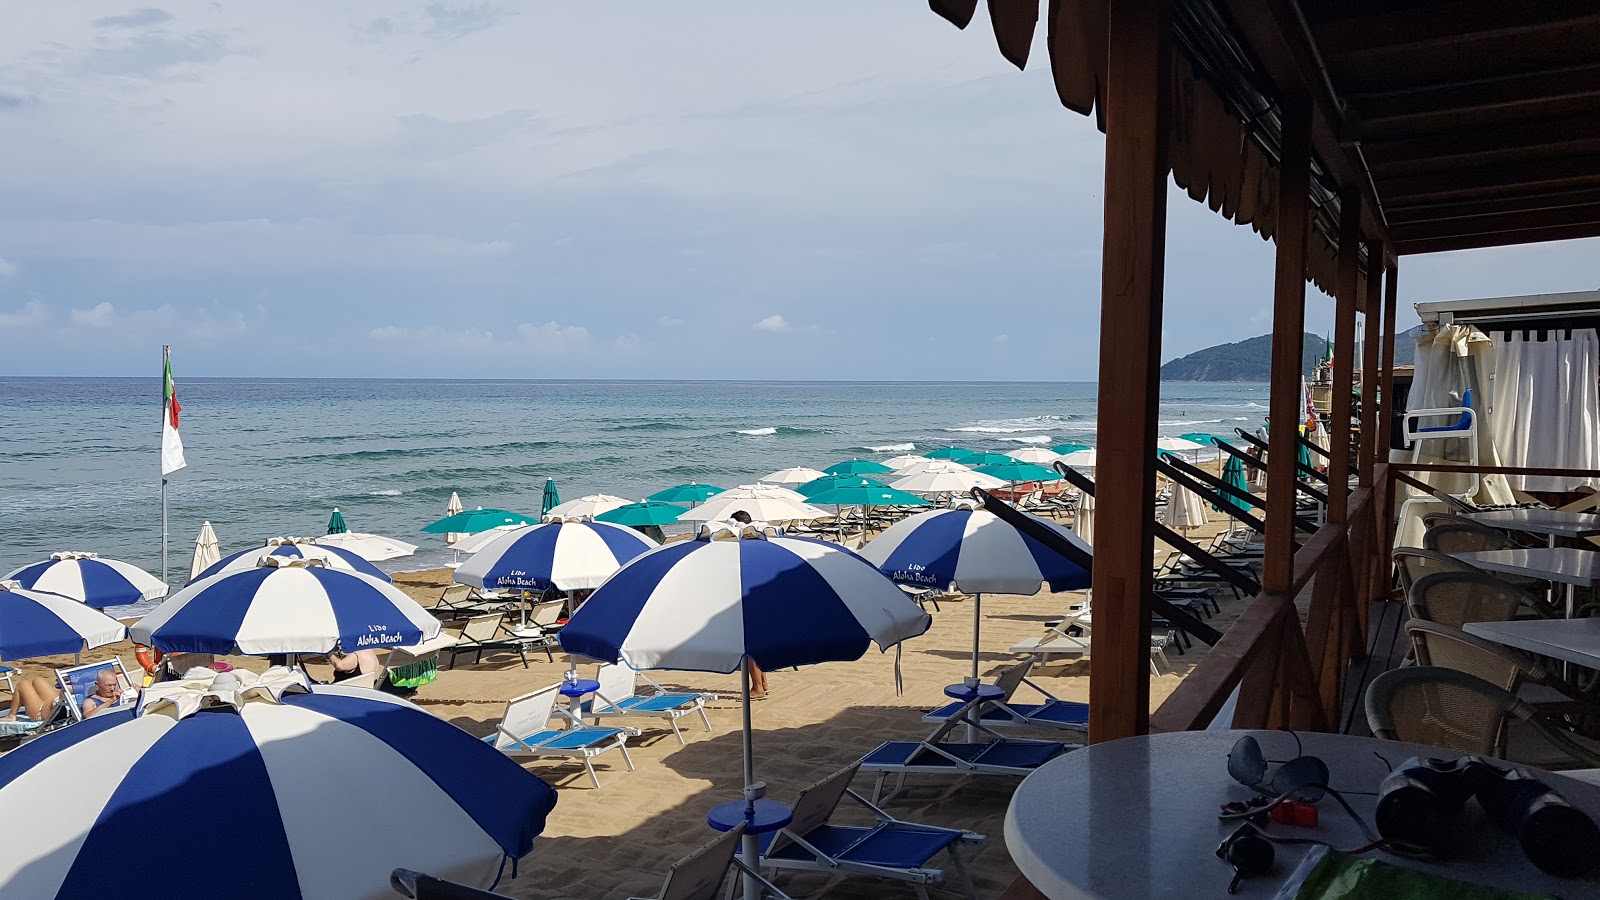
1380,156,1600,205
1397,222,1600,255
1388,187,1600,226
1391,204,1600,244
1364,114,1600,171
1262,97,1312,596
1328,191,1361,524
1377,263,1398,460
1088,0,1170,744
1358,241,1382,487
1312,4,1600,59
1351,64,1600,127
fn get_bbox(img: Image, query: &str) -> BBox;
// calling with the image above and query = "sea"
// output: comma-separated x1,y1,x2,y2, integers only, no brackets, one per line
0,378,1269,604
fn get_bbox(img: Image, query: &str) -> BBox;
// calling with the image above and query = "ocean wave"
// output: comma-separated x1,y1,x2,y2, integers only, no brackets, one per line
736,427,778,436
999,435,1053,444
291,440,560,464
605,421,696,432
947,416,1063,434
367,488,403,496
1157,418,1227,426
863,443,915,452
655,464,722,478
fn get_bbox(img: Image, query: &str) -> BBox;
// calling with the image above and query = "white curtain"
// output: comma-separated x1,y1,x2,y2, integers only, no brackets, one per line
1486,328,1600,494
1406,325,1515,505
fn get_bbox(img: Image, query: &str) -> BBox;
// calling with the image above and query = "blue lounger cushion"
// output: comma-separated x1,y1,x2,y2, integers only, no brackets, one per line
763,824,961,868
603,694,696,713
483,727,627,750
861,740,1063,770
925,699,1089,728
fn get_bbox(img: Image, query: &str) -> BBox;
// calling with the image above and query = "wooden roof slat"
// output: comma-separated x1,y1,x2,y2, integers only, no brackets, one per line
1396,222,1600,255
1311,3,1600,59
1391,204,1600,245
1046,0,1106,121
1350,63,1600,129
1380,155,1600,204
1364,113,1600,171
929,0,979,29
1389,187,1600,226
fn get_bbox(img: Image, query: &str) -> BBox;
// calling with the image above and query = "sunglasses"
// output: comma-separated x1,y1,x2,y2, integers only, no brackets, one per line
1228,734,1328,803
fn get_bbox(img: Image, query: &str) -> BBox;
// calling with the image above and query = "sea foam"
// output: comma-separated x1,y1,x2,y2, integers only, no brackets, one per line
736,427,778,436
865,443,915,452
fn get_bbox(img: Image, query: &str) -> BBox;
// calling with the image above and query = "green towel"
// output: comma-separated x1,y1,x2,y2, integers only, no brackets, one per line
387,656,438,689
1293,849,1555,900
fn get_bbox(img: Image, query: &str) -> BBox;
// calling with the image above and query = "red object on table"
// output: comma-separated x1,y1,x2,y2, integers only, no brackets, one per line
1270,801,1318,828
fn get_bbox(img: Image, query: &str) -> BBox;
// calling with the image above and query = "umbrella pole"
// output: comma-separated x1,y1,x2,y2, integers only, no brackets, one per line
740,661,761,900
968,593,982,742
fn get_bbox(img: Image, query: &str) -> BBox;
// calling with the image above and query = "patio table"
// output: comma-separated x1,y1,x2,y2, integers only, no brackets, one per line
1464,509,1600,548
1464,618,1600,670
1452,548,1600,617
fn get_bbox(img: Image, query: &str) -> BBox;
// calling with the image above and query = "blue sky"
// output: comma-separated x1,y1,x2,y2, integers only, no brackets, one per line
0,3,1594,380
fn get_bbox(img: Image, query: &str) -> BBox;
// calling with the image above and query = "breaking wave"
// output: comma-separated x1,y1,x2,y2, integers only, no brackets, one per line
863,443,916,452
736,427,778,436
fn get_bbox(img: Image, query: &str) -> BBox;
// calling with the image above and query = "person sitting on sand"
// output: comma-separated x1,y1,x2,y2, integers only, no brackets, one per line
728,510,771,701
3,676,63,722
81,670,131,718
329,648,382,684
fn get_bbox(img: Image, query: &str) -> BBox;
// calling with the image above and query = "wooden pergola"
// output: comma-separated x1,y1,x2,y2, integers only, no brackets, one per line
929,1,1600,743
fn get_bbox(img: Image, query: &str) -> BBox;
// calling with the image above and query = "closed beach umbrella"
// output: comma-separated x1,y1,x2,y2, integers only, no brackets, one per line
0,581,128,659
1059,448,1098,469
797,473,889,498
543,493,629,521
923,447,974,461
823,458,892,476
0,670,556,899
1215,454,1252,514
196,537,389,583
4,553,167,609
758,466,827,488
313,531,419,563
881,454,926,472
861,508,1090,680
326,508,348,535
677,490,828,524
1075,491,1096,545
1050,441,1089,455
646,482,725,506
961,451,1013,466
456,521,658,592
1161,484,1210,532
1007,447,1062,464
541,478,560,517
444,491,466,545
595,501,687,528
559,532,930,900
134,558,441,655
423,507,534,535
188,521,221,583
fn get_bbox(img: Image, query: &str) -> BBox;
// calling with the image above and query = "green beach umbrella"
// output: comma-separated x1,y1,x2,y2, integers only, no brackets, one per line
325,508,348,535
596,500,686,527
1215,454,1251,514
961,451,1014,466
647,482,726,505
923,447,974,461
421,507,534,534
805,481,929,507
974,460,1062,484
1050,442,1089,455
797,474,890,498
1179,432,1214,448
823,458,893,476
540,478,560,516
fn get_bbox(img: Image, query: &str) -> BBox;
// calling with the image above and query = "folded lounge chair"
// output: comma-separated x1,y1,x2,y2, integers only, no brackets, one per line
484,684,638,789
859,699,1073,803
759,762,984,900
1008,611,1091,664
627,823,790,900
586,663,713,744
448,613,553,669
921,662,1088,734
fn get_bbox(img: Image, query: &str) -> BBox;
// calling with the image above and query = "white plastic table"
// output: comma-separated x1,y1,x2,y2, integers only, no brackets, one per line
1004,729,1600,898
1452,548,1600,617
1465,509,1600,547
1464,618,1600,670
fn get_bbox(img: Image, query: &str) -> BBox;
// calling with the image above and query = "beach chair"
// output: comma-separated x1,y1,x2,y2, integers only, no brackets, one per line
447,613,552,669
1008,611,1091,664
921,662,1088,734
420,584,475,618
626,823,789,900
859,696,1072,803
586,663,712,744
758,762,984,900
57,658,139,723
483,684,638,788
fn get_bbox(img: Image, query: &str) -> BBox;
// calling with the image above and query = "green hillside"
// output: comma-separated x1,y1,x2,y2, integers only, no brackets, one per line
1160,332,1322,382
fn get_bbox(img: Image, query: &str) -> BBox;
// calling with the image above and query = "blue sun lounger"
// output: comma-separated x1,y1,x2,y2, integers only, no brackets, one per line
759,762,984,900
921,662,1088,734
860,694,1075,802
584,663,713,745
483,684,639,789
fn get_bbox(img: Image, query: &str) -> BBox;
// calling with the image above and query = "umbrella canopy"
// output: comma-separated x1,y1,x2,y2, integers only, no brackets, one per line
541,478,560,516
1179,432,1215,448
133,558,441,655
757,467,828,488
1216,454,1252,514
1075,491,1096,544
188,521,221,582
677,490,828,524
974,460,1063,483
449,524,524,555
4,553,167,608
646,482,726,505
1155,436,1205,457
456,521,658,592
804,481,930,508
595,500,687,528
1059,448,1098,468
823,458,893,476
423,508,534,534
312,531,419,562
960,451,1013,466
543,494,630,521
881,454,927,471
922,447,974,460
0,581,128,660
0,670,555,899
734,483,808,502
1050,442,1090,455
796,473,889,498
1161,485,1210,531
196,537,389,583
1006,447,1062,464
889,461,1005,495
326,508,348,535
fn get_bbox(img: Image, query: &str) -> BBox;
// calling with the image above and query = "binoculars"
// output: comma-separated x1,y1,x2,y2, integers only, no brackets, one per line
1375,756,1600,877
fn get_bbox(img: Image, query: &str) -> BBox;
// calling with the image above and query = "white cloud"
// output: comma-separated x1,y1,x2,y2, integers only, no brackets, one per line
0,300,46,327
371,319,593,354
992,334,1009,344
0,257,16,277
655,315,684,328
752,314,791,333
70,301,116,326
515,320,590,352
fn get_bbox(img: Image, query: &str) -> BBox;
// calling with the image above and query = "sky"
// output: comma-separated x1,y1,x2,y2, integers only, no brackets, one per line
0,3,1594,380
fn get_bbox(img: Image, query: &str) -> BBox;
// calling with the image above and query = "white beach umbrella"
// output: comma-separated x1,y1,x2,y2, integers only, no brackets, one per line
188,521,221,582
313,531,419,562
195,537,389,582
1006,447,1063,464
1308,418,1331,468
542,493,630,521
444,491,465,545
890,461,1006,495
448,524,524,555
1160,485,1210,532
733,483,808,502
677,489,828,523
4,552,168,608
882,454,927,471
1075,491,1096,545
1060,448,1098,469
1155,436,1205,456
758,466,827,487
0,581,128,659
455,521,658,592
0,669,557,900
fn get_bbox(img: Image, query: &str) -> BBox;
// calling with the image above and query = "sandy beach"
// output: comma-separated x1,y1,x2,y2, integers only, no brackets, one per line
9,494,1245,900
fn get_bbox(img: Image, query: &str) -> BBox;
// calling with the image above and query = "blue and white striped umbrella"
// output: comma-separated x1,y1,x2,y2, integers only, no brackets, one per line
860,508,1091,680
0,671,557,899
454,521,658,592
3,552,167,608
194,537,389,583
0,581,128,660
132,558,441,655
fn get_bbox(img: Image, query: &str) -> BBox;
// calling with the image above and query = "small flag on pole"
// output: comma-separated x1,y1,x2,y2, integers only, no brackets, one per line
162,346,187,476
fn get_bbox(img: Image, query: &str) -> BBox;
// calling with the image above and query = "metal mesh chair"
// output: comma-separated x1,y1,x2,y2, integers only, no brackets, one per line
1394,547,1483,596
1404,621,1585,709
1423,520,1513,554
1366,666,1600,768
1408,571,1538,629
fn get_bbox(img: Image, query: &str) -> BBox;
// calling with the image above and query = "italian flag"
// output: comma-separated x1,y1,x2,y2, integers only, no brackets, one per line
162,346,187,476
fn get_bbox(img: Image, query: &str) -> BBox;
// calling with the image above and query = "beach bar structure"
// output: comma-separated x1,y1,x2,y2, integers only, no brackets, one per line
928,0,1600,777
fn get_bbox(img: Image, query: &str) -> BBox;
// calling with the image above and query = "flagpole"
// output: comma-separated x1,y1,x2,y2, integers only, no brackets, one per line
162,345,170,586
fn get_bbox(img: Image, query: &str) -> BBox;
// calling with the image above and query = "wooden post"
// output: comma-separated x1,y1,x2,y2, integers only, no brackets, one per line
1377,263,1399,462
1327,190,1361,524
1358,243,1382,487
1088,0,1170,743
1262,97,1312,597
